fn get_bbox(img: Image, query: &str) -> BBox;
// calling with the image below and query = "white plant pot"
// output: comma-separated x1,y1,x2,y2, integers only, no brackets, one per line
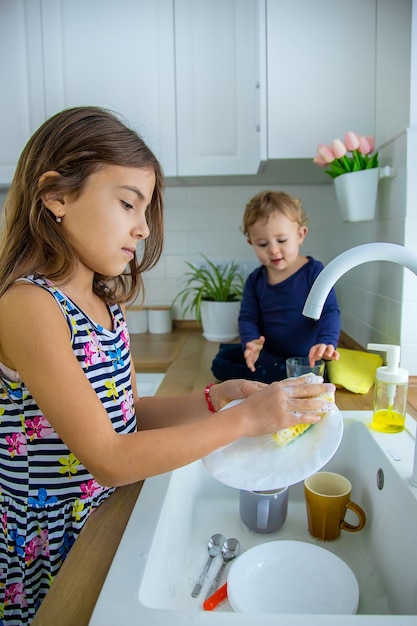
126,307,148,334
200,300,241,342
147,306,172,334
334,167,380,222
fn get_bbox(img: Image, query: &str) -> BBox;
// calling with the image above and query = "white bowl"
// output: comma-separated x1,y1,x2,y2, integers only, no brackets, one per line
227,540,359,614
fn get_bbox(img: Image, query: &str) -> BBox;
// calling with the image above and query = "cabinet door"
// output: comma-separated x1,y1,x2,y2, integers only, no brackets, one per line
175,0,261,176
266,0,376,159
0,0,45,186
39,0,177,176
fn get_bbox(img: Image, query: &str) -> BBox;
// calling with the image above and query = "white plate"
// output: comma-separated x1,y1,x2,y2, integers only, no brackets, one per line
202,399,343,490
227,540,359,614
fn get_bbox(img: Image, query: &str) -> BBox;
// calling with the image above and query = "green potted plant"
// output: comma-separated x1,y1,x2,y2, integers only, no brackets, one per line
173,254,245,342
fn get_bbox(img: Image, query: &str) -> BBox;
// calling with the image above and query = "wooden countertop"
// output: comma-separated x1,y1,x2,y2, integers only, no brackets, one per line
31,329,417,625
130,331,187,372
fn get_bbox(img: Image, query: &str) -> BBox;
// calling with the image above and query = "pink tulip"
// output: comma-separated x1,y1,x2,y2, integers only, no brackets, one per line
344,131,360,152
317,144,336,164
313,153,328,167
366,136,375,152
359,135,375,154
332,138,347,159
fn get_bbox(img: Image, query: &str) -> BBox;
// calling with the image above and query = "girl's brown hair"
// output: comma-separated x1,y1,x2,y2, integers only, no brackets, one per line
242,190,308,238
0,106,164,304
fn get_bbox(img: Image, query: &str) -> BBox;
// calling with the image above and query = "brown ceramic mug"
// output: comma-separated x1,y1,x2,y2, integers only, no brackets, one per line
304,471,366,541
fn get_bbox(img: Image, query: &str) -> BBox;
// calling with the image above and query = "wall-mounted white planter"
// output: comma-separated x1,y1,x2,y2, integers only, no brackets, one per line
334,167,380,222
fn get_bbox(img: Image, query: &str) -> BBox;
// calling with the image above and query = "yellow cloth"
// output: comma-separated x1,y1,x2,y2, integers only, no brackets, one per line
327,348,383,394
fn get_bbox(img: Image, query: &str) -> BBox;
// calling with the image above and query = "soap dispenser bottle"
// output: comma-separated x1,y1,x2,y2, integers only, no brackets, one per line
367,343,408,433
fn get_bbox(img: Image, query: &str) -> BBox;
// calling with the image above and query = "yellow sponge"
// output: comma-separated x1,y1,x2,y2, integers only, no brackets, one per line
272,373,335,447
272,423,313,447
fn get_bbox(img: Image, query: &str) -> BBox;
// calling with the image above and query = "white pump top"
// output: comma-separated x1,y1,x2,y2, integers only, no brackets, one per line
367,343,408,384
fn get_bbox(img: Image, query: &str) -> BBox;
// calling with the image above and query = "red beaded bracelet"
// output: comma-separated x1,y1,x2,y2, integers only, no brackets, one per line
204,383,216,413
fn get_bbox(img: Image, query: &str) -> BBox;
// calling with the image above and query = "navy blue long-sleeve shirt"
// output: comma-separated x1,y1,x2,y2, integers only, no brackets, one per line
239,257,340,367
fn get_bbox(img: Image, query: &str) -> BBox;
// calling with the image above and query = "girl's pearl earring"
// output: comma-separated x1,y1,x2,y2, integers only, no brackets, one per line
56,216,62,223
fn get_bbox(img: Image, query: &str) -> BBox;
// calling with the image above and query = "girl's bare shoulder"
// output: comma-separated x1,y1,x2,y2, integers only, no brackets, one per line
0,280,60,318
0,281,70,367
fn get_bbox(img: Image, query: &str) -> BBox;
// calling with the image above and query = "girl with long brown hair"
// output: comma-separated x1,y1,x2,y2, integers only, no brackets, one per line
0,107,334,623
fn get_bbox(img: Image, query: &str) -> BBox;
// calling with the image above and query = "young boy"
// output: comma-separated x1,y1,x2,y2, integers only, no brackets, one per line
211,190,340,383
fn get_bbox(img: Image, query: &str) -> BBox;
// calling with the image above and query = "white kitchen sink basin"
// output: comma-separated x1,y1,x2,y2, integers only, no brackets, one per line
135,372,165,397
89,412,417,625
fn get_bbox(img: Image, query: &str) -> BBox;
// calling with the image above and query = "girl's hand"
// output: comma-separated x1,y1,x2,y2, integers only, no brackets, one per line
308,343,340,366
226,375,336,438
209,378,268,411
243,336,265,372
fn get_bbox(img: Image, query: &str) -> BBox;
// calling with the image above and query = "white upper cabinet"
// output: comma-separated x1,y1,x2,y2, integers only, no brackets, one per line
40,0,262,178
264,0,376,159
0,0,46,186
174,0,262,176
39,0,177,176
375,0,412,146
1,0,378,185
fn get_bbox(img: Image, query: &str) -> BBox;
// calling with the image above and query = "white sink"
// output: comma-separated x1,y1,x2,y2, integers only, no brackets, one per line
135,373,165,397
89,412,417,625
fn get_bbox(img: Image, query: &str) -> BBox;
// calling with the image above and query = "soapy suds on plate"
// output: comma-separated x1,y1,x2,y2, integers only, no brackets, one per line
272,373,335,447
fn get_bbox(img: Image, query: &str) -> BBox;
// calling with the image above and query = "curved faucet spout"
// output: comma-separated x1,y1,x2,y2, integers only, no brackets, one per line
302,243,417,321
302,241,417,487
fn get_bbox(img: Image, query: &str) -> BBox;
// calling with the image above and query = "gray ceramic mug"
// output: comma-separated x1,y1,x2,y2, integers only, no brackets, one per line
239,487,289,533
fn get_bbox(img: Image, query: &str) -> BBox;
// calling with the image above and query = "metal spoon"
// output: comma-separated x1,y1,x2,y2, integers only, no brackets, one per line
191,533,226,597
204,537,241,600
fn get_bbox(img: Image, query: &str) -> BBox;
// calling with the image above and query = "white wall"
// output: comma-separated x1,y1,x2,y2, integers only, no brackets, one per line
320,0,412,356
304,0,416,374
329,134,409,355
400,0,417,372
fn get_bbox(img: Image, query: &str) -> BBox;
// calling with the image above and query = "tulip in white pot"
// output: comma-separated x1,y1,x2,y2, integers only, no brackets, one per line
313,131,380,222
173,255,244,342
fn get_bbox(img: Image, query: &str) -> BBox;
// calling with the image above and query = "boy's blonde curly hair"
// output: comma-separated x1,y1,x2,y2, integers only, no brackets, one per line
242,190,308,238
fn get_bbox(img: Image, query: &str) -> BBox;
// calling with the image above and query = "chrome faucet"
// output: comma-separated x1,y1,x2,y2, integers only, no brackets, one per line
302,242,417,486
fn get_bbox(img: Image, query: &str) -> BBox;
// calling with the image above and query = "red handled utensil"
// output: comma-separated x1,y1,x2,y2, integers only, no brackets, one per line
203,582,228,610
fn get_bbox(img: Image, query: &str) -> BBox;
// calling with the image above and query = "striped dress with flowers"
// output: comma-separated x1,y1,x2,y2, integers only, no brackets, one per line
0,276,136,625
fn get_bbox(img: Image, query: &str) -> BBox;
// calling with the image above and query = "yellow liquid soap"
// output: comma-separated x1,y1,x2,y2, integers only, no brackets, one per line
371,407,405,433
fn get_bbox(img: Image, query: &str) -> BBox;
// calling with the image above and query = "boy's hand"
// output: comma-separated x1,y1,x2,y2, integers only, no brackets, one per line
243,336,265,372
308,343,340,367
